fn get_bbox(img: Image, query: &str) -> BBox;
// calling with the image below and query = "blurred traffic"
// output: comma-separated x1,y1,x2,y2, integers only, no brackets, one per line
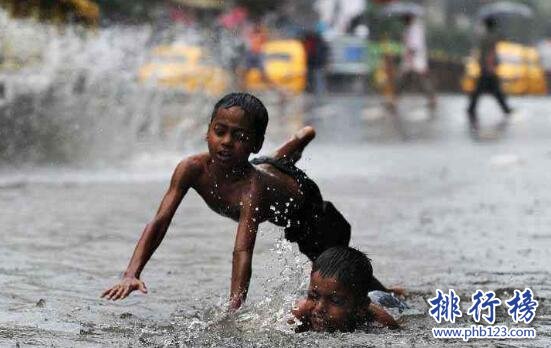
462,41,547,95
1,3,551,346
2,0,551,162
3,1,551,97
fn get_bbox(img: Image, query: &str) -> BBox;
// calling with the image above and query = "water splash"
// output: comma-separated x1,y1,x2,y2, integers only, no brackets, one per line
135,236,312,346
0,12,219,165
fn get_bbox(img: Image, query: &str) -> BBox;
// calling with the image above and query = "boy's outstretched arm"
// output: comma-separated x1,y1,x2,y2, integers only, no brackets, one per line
272,126,316,164
229,186,262,310
368,303,399,329
101,158,200,301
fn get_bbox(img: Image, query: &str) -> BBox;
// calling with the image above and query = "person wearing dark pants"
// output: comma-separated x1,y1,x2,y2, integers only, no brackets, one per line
467,16,512,132
467,73,512,126
395,70,436,106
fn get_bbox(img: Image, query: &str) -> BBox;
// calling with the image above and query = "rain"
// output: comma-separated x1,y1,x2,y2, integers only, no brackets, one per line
0,0,550,346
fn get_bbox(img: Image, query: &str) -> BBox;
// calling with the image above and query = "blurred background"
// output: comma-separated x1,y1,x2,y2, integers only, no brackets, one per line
1,1,551,346
2,0,551,164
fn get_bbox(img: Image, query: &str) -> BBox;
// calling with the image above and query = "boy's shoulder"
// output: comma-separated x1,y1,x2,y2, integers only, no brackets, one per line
183,152,210,166
173,153,210,181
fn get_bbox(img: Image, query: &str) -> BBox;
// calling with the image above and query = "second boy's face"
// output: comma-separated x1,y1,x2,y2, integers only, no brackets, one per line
207,106,257,167
304,271,360,332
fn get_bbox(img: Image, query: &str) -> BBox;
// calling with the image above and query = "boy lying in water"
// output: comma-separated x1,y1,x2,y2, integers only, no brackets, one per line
291,246,400,332
102,92,393,310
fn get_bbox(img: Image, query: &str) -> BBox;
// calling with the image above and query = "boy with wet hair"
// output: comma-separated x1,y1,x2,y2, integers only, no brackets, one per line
102,92,390,310
291,246,399,332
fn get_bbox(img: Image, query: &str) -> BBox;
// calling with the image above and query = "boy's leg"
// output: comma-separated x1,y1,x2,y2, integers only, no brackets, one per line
272,126,316,164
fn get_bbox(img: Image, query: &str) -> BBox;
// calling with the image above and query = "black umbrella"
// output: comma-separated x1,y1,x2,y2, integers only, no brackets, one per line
477,1,533,20
380,2,424,18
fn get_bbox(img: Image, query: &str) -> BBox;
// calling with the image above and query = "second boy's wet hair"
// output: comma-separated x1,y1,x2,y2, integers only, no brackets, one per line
210,92,269,144
312,246,373,300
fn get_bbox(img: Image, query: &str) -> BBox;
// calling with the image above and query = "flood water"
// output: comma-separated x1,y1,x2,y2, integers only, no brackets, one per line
1,93,551,346
0,15,550,347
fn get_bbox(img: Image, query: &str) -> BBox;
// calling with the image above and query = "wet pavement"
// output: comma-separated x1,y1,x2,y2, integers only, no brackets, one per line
0,94,550,346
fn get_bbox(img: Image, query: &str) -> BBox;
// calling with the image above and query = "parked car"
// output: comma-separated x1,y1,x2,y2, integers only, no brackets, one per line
525,46,548,95
139,40,308,95
538,39,551,94
461,41,547,95
138,44,229,95
244,39,307,94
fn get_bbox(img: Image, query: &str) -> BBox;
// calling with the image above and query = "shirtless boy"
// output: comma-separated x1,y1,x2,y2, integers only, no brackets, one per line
102,93,389,309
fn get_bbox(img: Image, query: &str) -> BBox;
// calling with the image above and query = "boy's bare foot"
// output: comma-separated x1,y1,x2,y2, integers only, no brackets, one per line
296,126,316,141
272,126,316,164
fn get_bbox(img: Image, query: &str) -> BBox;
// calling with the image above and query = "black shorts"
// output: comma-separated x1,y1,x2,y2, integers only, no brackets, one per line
251,156,351,261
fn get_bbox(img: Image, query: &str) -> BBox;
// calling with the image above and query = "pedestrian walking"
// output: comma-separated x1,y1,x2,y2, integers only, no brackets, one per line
303,30,329,96
391,14,436,110
467,17,513,132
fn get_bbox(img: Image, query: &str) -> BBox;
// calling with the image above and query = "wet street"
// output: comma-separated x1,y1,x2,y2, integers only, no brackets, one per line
0,94,550,346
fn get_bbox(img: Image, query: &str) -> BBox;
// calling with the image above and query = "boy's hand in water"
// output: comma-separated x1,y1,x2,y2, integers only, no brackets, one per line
388,286,407,298
101,276,148,301
228,296,243,312
290,298,311,323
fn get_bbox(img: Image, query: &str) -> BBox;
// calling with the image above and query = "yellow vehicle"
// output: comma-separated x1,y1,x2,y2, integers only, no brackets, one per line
461,41,547,95
245,39,307,94
138,44,229,95
524,46,547,95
